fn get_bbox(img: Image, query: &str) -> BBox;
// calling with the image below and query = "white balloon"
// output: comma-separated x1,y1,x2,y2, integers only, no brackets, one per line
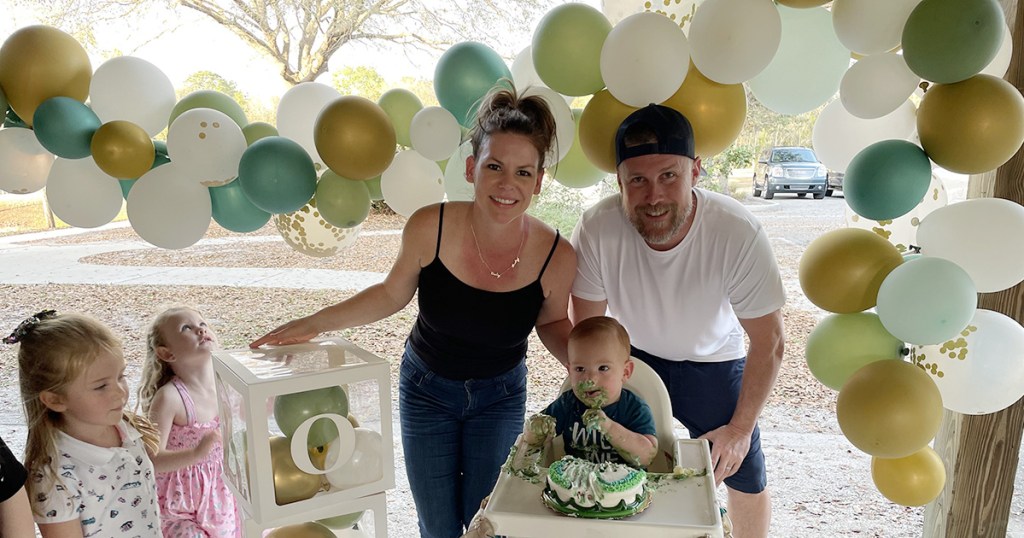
912,309,1024,415
46,158,122,228
832,0,923,56
980,21,1013,78
381,150,445,218
166,108,247,186
521,85,574,165
511,46,544,92
325,428,383,491
748,6,850,116
811,99,917,173
602,0,702,30
917,198,1024,293
840,53,920,119
600,12,690,107
127,163,212,249
410,106,461,161
0,128,53,194
443,141,475,202
277,82,341,171
89,56,176,136
689,0,780,84
274,201,361,258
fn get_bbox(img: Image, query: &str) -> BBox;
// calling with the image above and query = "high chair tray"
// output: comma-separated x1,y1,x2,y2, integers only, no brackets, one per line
481,439,724,538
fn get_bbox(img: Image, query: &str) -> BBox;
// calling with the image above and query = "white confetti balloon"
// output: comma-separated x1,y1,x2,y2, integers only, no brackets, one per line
167,108,247,186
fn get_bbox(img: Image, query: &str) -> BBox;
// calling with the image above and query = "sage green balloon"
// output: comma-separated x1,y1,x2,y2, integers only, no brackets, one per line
168,90,248,129
550,109,607,188
242,121,278,146
378,88,423,147
365,175,384,201
902,0,1004,83
806,313,906,390
317,511,364,529
209,179,271,233
434,41,512,126
532,3,611,96
273,386,349,449
315,171,371,228
32,96,100,158
845,140,932,221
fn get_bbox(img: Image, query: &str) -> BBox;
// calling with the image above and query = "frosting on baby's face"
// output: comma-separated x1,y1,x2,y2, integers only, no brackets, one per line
568,333,633,409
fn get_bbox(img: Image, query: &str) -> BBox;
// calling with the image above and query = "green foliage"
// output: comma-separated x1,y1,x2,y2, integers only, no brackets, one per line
399,76,439,107
736,98,825,150
704,146,754,179
528,178,611,234
332,66,388,101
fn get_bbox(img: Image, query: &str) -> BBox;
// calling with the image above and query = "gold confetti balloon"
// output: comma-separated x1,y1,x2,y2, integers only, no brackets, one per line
274,199,362,258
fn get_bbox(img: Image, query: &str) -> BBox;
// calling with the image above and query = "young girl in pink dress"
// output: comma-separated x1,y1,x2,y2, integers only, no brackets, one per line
138,306,241,537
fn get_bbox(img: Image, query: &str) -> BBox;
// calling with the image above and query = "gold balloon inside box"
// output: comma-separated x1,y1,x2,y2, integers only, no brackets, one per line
213,338,394,537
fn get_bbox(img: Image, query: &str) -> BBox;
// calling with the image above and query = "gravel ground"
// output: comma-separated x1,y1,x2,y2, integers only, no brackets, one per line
0,205,1005,537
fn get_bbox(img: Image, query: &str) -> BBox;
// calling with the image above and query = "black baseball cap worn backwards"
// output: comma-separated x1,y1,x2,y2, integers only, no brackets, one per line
615,103,696,166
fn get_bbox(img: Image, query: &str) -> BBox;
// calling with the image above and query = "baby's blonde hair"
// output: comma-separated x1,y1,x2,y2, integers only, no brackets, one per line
137,305,202,415
569,316,632,361
14,312,158,506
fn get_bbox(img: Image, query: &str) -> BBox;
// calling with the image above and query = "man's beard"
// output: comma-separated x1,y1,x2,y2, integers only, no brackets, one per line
627,201,691,245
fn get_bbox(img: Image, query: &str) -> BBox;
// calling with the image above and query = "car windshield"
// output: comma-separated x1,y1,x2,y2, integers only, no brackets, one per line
771,148,817,163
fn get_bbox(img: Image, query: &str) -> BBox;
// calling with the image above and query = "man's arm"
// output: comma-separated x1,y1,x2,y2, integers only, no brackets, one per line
569,295,607,324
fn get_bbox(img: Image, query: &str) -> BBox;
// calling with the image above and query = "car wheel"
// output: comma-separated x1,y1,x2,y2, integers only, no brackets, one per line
813,192,825,199
763,181,774,200
797,193,807,198
826,189,833,197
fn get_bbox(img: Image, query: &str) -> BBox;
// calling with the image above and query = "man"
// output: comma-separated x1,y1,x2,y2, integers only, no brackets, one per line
569,104,785,538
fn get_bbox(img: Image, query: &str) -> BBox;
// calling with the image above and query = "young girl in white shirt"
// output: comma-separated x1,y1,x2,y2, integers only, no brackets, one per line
8,310,161,537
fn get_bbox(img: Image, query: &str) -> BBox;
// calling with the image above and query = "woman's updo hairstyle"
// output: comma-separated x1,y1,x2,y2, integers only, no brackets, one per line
469,82,558,170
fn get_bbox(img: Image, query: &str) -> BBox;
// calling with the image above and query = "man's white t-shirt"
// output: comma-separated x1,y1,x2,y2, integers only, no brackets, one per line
571,189,785,362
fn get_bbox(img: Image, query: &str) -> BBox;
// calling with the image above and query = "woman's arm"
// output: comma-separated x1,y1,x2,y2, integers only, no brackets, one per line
37,520,83,538
0,486,35,538
535,238,578,367
251,207,437,348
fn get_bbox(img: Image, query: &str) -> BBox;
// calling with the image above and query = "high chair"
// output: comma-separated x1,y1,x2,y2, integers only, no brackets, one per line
475,357,727,538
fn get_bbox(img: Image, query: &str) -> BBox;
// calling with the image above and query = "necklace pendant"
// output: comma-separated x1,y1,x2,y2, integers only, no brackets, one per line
511,257,520,269
490,271,502,279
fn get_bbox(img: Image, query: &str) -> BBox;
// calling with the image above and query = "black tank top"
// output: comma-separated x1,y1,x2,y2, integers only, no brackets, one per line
408,204,559,380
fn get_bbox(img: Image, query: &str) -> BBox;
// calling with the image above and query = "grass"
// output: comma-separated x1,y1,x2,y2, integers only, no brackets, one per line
0,195,128,237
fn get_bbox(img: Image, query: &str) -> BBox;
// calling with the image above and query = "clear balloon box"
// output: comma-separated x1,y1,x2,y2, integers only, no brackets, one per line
213,338,394,536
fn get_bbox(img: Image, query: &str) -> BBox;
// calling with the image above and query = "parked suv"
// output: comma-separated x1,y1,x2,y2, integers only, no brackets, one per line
826,170,844,197
752,146,828,200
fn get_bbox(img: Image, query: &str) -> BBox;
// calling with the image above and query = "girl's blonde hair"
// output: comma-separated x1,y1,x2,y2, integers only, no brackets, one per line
14,312,159,501
137,305,201,415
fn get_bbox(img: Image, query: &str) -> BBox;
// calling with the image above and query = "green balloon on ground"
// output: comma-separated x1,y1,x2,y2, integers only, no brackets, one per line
434,41,512,126
806,313,906,390
317,511,364,529
902,0,1004,83
274,386,349,449
550,109,608,188
168,90,248,129
237,136,317,214
209,179,272,233
378,88,422,147
32,96,100,159
364,176,384,201
315,171,371,228
532,3,611,96
845,140,932,221
242,121,278,146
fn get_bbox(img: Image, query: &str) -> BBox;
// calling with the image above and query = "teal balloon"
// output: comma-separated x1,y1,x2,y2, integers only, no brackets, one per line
237,136,317,214
902,0,1005,83
378,88,423,147
365,175,384,201
32,97,100,159
806,313,906,391
845,140,932,221
4,107,27,129
242,121,277,146
274,386,349,449
315,171,371,228
434,41,512,127
532,3,611,96
119,179,136,200
876,257,978,345
168,90,248,129
317,511,364,530
209,179,272,232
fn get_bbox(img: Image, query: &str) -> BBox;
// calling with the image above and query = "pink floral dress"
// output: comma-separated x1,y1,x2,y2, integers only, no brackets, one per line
156,378,241,537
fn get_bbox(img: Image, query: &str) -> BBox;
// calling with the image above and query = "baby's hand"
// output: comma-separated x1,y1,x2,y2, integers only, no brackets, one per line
195,430,221,458
523,413,556,446
582,409,608,434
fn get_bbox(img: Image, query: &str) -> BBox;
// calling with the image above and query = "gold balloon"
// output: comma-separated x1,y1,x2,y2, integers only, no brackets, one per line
799,228,903,314
315,96,396,180
918,75,1024,174
662,63,746,158
776,0,829,7
578,89,638,173
91,121,155,179
837,360,943,458
871,447,946,507
0,25,91,127
270,436,322,505
309,445,328,471
266,522,335,538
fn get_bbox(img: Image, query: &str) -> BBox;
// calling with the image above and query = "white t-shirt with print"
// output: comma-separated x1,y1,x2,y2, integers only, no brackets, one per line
571,189,786,362
31,420,161,537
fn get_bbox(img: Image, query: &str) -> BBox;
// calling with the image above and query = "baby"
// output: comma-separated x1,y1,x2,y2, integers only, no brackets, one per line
525,316,658,468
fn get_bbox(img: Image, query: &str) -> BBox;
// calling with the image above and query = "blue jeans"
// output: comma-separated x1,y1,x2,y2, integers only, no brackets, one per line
399,343,527,538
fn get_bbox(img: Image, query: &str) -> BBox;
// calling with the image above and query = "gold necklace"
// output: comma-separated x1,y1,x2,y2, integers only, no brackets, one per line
470,222,526,279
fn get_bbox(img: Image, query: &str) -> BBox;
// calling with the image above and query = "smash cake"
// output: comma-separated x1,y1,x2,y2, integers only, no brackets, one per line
542,456,649,518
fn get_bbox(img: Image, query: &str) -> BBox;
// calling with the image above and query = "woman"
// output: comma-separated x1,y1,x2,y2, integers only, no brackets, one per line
251,85,576,538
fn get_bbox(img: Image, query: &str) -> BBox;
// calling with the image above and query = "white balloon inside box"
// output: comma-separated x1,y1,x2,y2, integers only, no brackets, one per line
212,337,394,531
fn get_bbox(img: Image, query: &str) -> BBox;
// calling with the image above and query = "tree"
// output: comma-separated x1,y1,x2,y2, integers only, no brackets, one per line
398,76,439,107
24,0,550,86
179,70,275,124
332,65,387,101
